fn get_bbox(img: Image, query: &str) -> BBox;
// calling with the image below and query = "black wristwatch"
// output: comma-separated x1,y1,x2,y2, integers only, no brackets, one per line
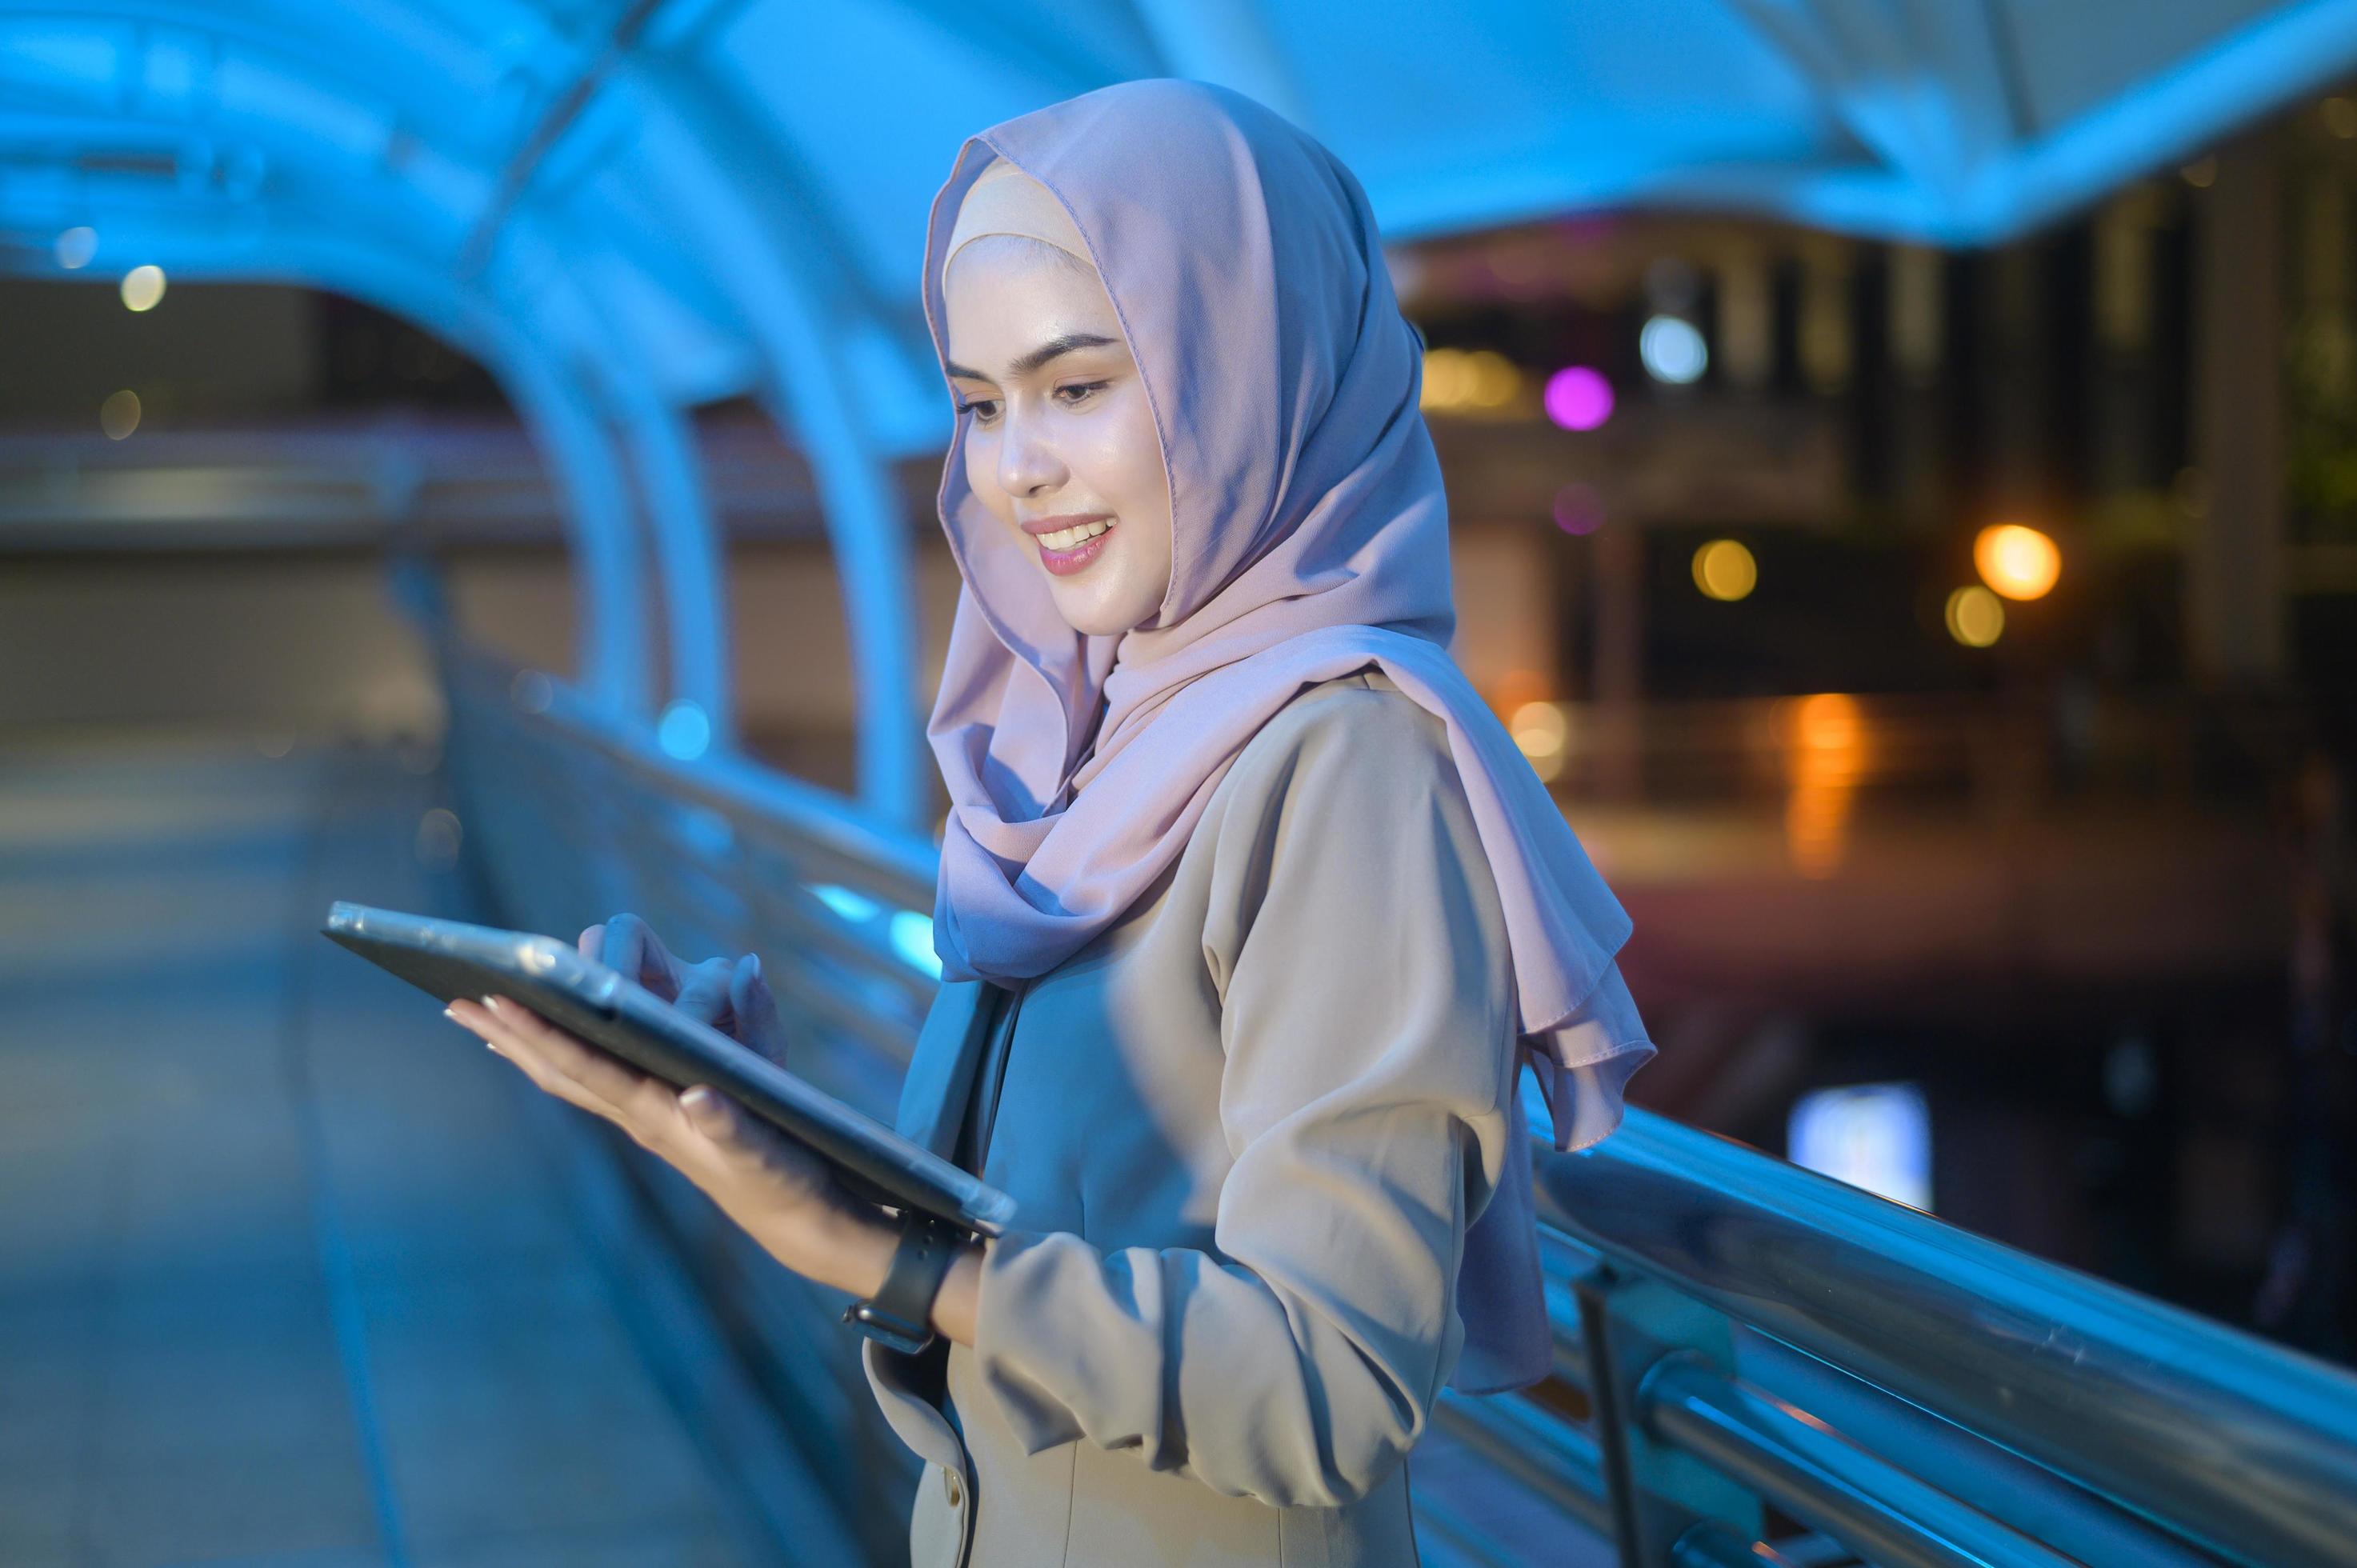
842,1210,963,1356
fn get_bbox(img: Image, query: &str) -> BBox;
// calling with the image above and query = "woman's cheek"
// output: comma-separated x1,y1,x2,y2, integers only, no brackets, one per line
1079,394,1163,518
963,430,1006,514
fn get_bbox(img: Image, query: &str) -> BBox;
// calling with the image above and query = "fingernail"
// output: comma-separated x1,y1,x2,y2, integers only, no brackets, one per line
482,995,502,1015
443,1006,459,1023
748,953,762,983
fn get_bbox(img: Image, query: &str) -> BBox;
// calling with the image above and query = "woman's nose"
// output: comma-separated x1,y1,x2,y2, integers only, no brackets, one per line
996,406,1067,499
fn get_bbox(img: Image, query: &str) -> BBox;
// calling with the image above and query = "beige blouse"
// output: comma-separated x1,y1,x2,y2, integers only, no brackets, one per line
862,668,1632,1566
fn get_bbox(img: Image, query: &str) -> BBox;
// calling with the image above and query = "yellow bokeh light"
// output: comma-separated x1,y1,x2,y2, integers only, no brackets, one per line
1509,700,1568,759
1422,347,1524,414
1972,523,2059,600
120,264,166,312
1420,348,1467,410
1463,350,1521,408
1693,538,1757,601
1946,584,2005,647
98,389,141,440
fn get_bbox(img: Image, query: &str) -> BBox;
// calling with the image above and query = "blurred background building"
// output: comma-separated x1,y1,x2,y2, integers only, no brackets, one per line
4,5,2355,1566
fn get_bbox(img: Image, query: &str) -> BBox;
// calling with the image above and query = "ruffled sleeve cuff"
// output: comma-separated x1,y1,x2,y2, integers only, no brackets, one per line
1528,960,1656,1153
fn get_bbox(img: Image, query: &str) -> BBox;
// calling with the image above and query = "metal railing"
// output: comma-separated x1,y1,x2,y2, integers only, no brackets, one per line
438,642,2357,1568
0,415,832,549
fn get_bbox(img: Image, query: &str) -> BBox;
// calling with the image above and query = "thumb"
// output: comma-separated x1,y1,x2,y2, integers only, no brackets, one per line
681,1085,740,1142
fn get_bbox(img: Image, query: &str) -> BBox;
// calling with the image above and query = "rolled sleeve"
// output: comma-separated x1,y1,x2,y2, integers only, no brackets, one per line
966,686,1519,1508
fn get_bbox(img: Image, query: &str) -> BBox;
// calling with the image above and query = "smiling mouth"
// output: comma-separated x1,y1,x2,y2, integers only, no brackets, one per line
1032,517,1113,550
1034,518,1115,577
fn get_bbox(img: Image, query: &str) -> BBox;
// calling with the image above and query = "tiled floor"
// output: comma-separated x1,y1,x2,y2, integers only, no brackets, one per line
0,738,775,1567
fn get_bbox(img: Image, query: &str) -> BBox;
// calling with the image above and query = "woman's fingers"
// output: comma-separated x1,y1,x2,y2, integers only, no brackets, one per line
457,996,678,1141
450,998,620,1122
672,957,739,1034
459,1001,825,1187
447,1001,862,1282
483,996,660,1110
576,923,766,1058
730,953,791,1068
596,913,684,1002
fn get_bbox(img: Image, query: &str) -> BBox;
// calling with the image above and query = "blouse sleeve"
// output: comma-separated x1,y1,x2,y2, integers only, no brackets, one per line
963,685,1521,1509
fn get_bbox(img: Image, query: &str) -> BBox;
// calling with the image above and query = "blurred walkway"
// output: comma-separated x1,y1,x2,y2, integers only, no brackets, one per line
0,736,773,1567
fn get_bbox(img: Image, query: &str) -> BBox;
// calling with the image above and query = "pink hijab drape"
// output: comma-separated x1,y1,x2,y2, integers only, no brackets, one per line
921,79,1654,1391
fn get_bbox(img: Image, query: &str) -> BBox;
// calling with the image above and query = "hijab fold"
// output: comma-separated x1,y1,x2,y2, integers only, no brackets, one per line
922,79,1655,1393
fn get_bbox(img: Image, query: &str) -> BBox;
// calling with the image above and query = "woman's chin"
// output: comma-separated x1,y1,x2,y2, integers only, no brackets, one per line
1055,606,1128,637
1050,586,1154,637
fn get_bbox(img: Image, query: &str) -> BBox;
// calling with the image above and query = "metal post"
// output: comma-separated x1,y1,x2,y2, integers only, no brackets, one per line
607,372,737,754
622,71,930,829
2187,132,2291,687
1575,1265,1763,1566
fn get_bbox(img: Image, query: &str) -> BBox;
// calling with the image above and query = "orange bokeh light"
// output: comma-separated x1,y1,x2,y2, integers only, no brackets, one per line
1972,523,2060,601
1788,691,1863,759
1780,693,1866,878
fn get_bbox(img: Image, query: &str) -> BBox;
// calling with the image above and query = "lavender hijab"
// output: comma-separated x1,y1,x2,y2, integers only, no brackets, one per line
922,80,1655,1391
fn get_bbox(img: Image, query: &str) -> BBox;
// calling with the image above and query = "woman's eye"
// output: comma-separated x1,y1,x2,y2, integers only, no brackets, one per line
1054,380,1109,406
957,398,1001,423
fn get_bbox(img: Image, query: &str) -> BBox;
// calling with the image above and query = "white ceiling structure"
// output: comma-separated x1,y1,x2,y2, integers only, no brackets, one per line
4,0,2355,823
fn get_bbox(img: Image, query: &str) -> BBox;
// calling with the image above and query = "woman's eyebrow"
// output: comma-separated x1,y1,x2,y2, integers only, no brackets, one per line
944,331,1121,383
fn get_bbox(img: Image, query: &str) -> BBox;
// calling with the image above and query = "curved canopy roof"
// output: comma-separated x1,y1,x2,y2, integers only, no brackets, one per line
6,1,2355,440
5,1,2354,826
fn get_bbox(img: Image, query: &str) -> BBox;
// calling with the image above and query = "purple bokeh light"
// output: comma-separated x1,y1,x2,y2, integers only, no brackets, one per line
1543,366,1614,431
1552,482,1605,536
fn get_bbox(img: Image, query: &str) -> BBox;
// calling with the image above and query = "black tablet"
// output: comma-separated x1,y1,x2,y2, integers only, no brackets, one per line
322,900,1014,1238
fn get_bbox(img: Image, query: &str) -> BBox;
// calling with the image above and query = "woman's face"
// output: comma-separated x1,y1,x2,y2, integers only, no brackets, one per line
942,236,1173,637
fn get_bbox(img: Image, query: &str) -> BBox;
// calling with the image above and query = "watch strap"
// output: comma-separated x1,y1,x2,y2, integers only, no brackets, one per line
842,1211,963,1356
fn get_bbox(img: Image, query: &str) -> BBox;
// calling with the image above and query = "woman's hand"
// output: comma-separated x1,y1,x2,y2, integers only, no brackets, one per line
447,913,986,1341
443,912,894,1298
450,993,901,1293
584,913,793,1069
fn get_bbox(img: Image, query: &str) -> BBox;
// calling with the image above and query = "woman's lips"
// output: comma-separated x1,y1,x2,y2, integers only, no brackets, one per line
1037,520,1114,577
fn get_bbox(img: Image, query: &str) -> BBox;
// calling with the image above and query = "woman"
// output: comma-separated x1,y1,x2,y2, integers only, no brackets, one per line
449,78,1655,1566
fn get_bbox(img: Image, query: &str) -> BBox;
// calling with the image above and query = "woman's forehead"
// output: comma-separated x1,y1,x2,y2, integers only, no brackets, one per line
942,239,1127,374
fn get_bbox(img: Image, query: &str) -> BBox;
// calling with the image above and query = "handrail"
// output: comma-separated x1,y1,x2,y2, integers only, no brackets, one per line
497,657,938,907
1639,1354,2085,1568
437,647,2357,1568
1536,1114,2357,1567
